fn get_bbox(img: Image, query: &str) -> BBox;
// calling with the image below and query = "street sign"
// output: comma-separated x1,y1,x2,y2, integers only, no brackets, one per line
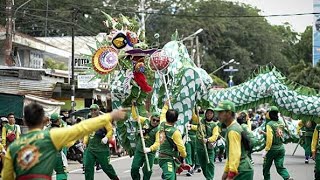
77,75,100,89
224,66,238,72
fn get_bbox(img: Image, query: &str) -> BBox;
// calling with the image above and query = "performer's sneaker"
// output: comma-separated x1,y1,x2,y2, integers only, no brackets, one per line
82,165,85,174
287,177,294,180
305,159,309,164
194,165,201,173
186,168,194,176
96,164,102,172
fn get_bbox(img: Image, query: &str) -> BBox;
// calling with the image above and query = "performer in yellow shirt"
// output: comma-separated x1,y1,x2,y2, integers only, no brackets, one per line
262,106,293,180
83,104,119,180
185,111,201,176
214,100,253,180
130,101,167,180
311,124,320,179
2,103,128,180
2,113,20,148
297,120,316,163
158,108,187,180
193,106,219,180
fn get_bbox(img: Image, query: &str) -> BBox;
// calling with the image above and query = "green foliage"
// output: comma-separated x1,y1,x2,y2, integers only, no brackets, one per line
145,0,292,84
210,74,228,88
295,26,312,64
2,0,316,89
44,58,67,70
288,60,320,89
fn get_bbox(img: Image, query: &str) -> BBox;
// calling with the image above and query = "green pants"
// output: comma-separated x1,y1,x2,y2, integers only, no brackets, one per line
234,170,254,180
304,136,312,157
263,148,290,180
159,159,178,180
55,151,68,180
185,137,200,167
84,149,118,180
197,148,215,180
131,150,155,180
214,142,225,160
315,152,320,180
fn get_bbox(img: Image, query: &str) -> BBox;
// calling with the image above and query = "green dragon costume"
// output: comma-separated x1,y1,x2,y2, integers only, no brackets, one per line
85,14,320,155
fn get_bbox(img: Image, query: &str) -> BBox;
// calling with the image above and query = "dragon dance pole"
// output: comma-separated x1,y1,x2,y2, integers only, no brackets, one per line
161,74,172,108
195,106,210,164
134,105,151,171
292,138,301,156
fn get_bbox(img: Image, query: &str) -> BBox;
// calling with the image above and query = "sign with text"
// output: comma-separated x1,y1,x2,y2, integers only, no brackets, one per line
77,75,100,89
75,58,90,68
314,0,320,66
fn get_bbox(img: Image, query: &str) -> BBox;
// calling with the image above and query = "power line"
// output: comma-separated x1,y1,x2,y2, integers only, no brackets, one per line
1,4,318,19
0,10,97,35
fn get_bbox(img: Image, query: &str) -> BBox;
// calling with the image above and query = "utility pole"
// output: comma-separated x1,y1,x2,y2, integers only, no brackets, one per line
138,0,146,38
45,0,49,37
71,9,76,121
3,0,14,66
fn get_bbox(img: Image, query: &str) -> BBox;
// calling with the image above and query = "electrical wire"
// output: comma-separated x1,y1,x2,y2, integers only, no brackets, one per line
0,4,318,19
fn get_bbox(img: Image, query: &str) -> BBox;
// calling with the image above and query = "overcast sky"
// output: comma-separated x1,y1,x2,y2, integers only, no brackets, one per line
228,0,313,32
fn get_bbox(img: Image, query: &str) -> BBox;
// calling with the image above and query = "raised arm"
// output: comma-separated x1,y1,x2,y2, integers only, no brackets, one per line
50,109,127,150
131,104,147,124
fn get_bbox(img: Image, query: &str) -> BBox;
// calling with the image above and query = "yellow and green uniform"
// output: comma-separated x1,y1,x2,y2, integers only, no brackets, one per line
2,124,20,148
83,115,118,180
2,114,114,180
195,117,219,180
130,105,167,180
185,112,200,168
311,124,320,179
48,120,71,180
263,120,290,180
158,122,187,180
215,122,226,160
297,120,316,159
224,121,253,180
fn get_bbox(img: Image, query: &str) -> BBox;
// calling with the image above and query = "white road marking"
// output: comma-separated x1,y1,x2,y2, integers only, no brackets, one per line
52,156,130,176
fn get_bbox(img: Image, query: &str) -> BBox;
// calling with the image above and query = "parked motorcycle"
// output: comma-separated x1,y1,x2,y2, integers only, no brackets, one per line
67,140,84,164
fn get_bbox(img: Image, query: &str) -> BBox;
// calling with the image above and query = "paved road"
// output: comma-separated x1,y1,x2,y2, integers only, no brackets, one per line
60,143,314,180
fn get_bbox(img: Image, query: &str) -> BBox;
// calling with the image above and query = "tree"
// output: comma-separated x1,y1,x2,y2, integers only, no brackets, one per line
288,61,320,89
44,58,67,70
295,26,312,64
145,0,292,84
2,0,315,89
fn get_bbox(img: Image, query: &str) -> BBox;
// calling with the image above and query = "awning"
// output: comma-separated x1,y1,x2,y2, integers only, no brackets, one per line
24,94,65,117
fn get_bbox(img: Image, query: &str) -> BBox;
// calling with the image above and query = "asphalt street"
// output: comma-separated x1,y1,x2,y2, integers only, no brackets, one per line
59,143,314,180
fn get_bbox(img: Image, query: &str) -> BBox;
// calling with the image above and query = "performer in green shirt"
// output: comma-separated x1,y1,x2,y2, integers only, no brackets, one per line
158,109,187,180
2,103,128,180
